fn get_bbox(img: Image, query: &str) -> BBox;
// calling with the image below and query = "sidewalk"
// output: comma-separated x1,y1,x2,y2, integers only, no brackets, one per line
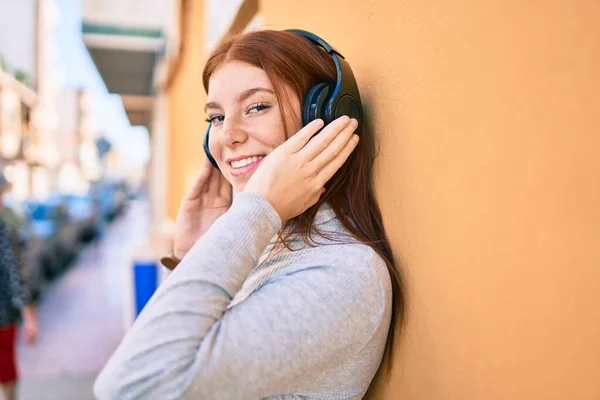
16,199,151,400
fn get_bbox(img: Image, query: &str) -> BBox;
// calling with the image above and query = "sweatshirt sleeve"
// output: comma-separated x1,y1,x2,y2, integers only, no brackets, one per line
93,192,388,400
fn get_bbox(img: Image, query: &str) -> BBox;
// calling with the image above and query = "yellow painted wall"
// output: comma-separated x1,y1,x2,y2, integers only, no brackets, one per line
260,1,600,399
166,0,207,220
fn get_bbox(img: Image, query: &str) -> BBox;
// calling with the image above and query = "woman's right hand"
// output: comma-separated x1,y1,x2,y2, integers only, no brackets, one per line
173,157,232,260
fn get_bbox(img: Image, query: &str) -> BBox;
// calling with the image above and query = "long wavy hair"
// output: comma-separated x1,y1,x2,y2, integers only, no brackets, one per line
202,29,406,374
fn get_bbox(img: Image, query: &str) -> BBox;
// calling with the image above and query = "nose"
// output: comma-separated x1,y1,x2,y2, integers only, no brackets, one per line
219,116,248,148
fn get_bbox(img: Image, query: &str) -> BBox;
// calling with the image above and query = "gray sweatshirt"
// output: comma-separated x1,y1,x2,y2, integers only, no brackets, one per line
94,192,392,400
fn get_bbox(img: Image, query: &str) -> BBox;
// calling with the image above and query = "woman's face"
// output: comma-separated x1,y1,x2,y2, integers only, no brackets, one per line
205,61,302,193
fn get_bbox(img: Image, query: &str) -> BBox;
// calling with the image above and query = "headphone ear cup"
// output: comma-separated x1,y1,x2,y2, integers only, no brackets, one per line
302,82,330,125
314,84,334,124
203,125,219,170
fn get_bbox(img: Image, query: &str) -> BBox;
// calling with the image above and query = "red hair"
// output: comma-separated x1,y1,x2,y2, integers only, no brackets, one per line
203,30,406,374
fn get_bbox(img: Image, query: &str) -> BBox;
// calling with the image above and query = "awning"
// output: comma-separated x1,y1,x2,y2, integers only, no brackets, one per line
82,22,164,129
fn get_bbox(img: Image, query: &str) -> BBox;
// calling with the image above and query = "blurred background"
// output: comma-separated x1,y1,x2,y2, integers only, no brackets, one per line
1,0,600,399
0,0,172,398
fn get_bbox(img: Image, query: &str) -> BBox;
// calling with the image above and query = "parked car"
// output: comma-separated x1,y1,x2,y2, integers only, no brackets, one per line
91,180,129,222
25,197,78,278
50,193,102,244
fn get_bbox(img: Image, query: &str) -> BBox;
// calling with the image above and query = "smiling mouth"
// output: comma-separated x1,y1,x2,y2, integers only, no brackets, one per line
228,155,265,177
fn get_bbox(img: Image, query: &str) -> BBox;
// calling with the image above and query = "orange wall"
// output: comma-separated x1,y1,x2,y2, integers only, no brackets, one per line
262,0,600,399
166,0,207,220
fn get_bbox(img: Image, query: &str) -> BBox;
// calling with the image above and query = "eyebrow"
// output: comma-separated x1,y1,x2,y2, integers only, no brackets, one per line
204,87,275,112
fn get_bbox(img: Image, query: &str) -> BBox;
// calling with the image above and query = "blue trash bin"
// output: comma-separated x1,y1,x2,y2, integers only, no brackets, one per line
133,260,158,317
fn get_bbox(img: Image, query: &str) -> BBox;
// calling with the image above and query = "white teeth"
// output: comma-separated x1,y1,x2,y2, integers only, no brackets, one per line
231,155,264,169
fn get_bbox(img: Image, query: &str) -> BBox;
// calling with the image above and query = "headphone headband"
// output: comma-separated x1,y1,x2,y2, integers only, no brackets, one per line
284,29,343,57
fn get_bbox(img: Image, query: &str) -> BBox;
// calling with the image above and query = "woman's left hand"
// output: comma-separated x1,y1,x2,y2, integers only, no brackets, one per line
244,116,359,222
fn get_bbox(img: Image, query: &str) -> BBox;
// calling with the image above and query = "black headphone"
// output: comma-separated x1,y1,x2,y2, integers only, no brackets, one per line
203,29,363,169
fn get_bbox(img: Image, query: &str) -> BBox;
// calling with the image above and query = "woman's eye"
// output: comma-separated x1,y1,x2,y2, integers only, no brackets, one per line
247,103,271,114
205,115,224,125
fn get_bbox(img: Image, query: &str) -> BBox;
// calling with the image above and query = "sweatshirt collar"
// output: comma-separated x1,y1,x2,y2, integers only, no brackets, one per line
314,202,337,226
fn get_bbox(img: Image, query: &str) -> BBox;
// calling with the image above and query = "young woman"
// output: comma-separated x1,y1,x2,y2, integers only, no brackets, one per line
95,29,405,400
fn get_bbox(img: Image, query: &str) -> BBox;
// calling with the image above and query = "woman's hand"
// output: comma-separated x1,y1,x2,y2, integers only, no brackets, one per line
245,116,359,222
173,157,233,259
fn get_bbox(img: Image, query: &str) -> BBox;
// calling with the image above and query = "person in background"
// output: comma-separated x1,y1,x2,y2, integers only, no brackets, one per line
0,170,38,400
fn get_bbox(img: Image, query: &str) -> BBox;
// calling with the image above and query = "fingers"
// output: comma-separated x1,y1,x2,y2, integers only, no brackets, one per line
299,116,353,161
218,172,233,200
184,158,213,201
282,119,325,153
310,118,358,171
206,160,232,205
316,134,359,185
207,164,221,194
